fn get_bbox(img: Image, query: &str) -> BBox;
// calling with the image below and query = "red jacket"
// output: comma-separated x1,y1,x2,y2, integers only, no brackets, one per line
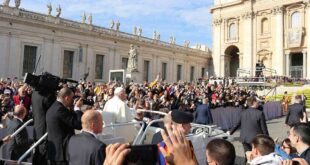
13,95,31,110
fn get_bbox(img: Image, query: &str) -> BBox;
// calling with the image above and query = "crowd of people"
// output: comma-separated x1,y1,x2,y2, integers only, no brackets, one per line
0,74,309,165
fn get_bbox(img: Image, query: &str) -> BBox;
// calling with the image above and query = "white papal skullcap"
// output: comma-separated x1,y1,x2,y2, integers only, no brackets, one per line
114,87,124,95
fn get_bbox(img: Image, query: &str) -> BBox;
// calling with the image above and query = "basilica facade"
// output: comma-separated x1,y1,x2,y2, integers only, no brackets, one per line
211,0,310,78
0,3,211,83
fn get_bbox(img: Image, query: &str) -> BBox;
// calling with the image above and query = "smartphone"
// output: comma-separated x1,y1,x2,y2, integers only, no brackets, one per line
123,144,158,165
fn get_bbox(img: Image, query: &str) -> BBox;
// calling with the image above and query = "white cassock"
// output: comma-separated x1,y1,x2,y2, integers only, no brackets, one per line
103,96,134,123
102,96,136,143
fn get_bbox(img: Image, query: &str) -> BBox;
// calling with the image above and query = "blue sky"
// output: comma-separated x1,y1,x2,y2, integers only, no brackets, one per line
16,0,214,48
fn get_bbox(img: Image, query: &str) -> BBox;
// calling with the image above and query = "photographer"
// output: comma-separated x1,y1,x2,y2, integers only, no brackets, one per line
46,87,83,165
32,89,56,165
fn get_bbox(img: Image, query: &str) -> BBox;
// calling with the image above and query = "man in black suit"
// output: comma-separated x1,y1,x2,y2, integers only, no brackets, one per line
288,123,310,164
229,96,269,153
194,98,213,125
32,89,56,165
67,110,106,165
46,87,83,165
5,105,32,161
285,95,306,127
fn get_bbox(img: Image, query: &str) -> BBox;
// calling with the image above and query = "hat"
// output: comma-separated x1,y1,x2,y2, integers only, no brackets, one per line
4,89,11,95
171,110,193,124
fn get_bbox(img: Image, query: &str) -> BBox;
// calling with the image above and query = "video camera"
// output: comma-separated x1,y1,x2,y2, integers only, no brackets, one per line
24,72,78,92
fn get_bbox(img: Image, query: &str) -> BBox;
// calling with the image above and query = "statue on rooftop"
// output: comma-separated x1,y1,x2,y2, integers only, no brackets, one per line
153,30,157,40
110,20,114,29
88,13,92,25
133,26,137,35
14,0,20,8
82,12,86,23
156,32,160,40
170,35,173,44
47,3,52,16
56,4,61,18
3,0,10,6
116,20,120,31
138,27,142,36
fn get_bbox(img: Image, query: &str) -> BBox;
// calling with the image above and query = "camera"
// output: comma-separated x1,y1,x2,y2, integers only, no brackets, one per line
82,99,94,106
24,72,77,92
74,96,94,106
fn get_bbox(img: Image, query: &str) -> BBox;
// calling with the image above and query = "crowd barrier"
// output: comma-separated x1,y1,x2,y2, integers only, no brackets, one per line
211,101,283,130
263,101,283,120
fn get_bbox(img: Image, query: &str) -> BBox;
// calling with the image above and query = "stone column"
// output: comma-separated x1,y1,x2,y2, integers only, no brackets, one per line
303,51,307,78
307,3,310,78
9,34,20,77
220,55,226,76
285,53,290,76
242,12,254,76
212,18,222,77
273,6,284,75
42,38,53,73
0,34,10,77
238,53,243,69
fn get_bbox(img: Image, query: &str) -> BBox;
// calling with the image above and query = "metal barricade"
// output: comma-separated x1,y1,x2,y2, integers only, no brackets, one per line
11,119,33,138
137,119,164,145
18,133,48,164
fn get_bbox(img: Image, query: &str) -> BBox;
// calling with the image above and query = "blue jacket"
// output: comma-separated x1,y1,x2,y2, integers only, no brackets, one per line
194,104,213,125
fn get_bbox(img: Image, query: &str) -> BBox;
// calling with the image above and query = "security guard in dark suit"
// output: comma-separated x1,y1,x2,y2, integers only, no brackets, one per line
285,95,306,127
32,89,56,165
5,105,32,161
67,110,106,165
229,96,269,153
46,87,83,165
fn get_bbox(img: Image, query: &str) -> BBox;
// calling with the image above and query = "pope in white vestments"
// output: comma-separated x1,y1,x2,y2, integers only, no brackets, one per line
102,87,136,142
103,87,134,123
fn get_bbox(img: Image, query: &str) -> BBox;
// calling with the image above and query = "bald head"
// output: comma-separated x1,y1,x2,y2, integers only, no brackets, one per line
14,105,27,119
82,110,103,134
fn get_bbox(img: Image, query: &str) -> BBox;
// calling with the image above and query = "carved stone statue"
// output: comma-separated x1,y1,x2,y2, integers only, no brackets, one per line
138,27,142,36
82,12,86,23
116,20,120,31
47,3,52,16
133,26,137,35
14,0,20,8
184,40,190,47
56,4,61,18
3,0,9,6
153,30,157,40
110,20,114,29
88,13,92,25
170,35,173,44
127,44,138,72
156,32,160,40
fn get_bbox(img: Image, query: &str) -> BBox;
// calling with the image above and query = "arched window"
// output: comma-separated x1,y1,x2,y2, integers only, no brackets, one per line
291,11,301,28
261,18,269,34
228,23,237,40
